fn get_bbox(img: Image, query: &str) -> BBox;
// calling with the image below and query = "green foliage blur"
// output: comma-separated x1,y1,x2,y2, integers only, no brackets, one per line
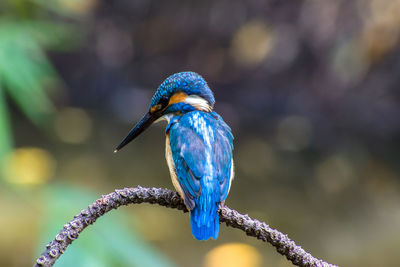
0,1,178,266
40,185,174,267
0,0,77,166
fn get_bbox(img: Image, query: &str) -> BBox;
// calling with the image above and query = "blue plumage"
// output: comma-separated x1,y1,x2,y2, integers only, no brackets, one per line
168,111,233,240
115,72,234,240
150,72,215,108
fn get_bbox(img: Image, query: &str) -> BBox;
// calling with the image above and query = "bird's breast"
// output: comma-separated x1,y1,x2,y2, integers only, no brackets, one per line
165,133,185,201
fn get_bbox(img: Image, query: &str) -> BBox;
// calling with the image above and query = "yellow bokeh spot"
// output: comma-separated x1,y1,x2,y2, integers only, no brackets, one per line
54,107,93,144
231,20,274,66
204,243,261,267
359,0,400,63
3,147,55,185
56,0,98,15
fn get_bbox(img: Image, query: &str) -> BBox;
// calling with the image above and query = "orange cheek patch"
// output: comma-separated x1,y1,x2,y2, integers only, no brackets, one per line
150,91,188,114
150,104,162,114
168,91,188,105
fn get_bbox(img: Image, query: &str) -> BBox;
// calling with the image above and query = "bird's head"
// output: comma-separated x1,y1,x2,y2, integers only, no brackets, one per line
114,72,215,152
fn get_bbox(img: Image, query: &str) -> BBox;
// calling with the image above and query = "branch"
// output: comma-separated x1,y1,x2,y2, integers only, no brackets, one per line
33,186,337,267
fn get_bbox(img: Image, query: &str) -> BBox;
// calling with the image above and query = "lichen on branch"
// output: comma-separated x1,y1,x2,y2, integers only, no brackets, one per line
34,186,337,267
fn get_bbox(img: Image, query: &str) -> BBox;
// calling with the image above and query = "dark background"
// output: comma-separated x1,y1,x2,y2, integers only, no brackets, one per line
1,0,399,266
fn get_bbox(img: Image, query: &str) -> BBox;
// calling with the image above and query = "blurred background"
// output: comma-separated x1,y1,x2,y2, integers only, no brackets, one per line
0,0,399,266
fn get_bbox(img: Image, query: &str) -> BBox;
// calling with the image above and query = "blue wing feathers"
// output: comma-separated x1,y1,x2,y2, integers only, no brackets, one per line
168,111,233,240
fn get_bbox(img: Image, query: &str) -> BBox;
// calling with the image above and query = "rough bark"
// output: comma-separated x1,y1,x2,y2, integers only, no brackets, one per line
34,186,337,267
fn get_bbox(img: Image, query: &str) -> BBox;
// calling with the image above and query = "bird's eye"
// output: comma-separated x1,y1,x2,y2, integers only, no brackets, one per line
159,95,169,107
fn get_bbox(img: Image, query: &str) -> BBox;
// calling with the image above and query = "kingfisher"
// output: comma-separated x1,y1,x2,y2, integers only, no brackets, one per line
114,72,234,240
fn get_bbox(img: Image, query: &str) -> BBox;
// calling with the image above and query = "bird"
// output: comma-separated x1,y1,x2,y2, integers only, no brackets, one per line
114,72,234,240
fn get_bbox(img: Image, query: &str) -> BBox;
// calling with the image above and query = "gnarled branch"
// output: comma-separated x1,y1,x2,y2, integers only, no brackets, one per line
34,186,337,267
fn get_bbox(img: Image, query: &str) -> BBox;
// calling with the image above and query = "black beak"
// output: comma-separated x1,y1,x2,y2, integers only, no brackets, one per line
114,112,160,153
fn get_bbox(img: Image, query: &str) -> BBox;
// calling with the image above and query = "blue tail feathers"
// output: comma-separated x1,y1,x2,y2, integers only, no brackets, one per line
190,198,219,240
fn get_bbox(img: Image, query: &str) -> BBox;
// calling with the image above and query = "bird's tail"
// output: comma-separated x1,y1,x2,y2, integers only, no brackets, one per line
190,193,219,240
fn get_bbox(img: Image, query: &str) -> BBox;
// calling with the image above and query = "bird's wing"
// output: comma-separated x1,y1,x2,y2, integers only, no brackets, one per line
211,113,234,201
168,112,234,209
213,127,234,201
168,124,204,210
